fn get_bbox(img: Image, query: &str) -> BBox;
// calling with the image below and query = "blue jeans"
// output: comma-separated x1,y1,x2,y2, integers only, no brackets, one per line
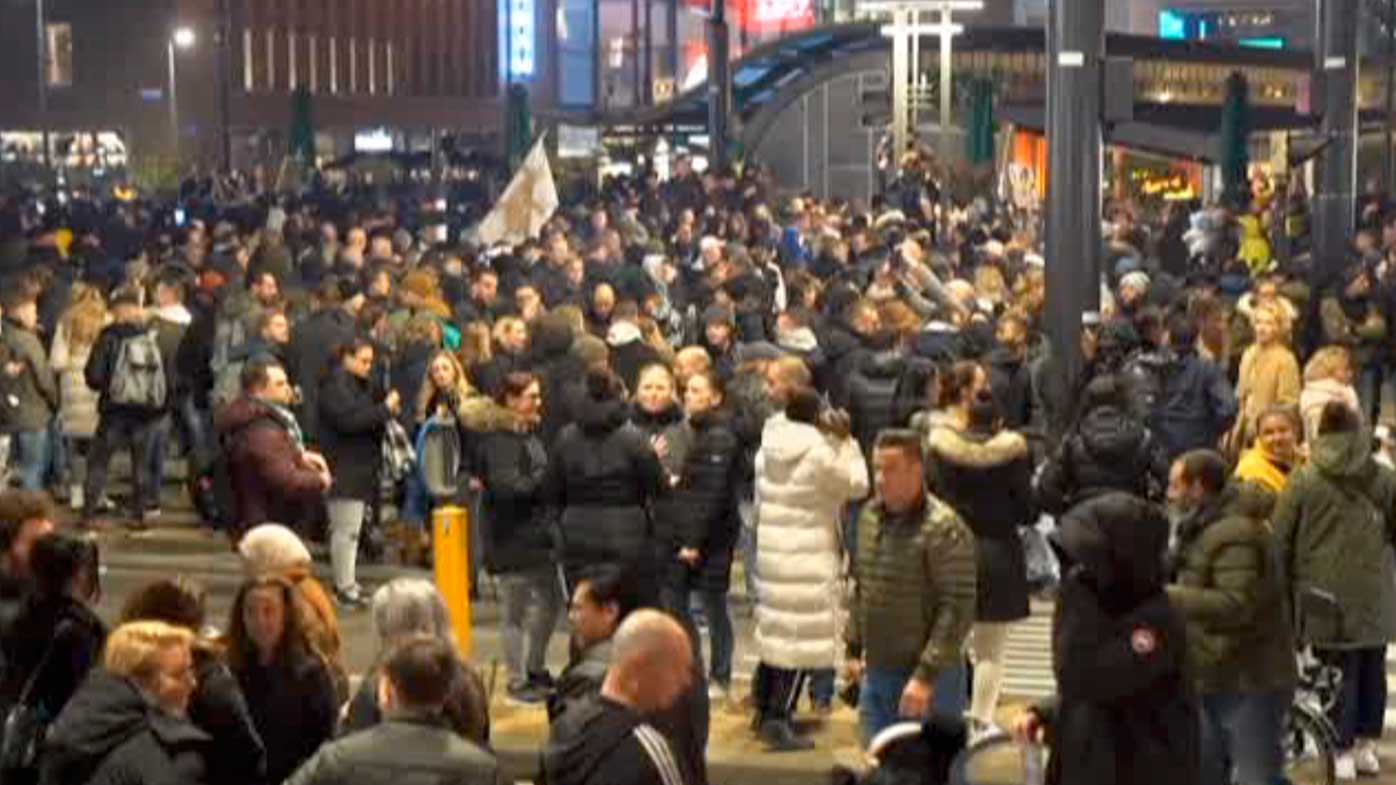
177,395,211,458
859,663,968,745
498,567,563,684
663,568,735,686
13,428,52,491
1199,690,1292,785
144,415,171,509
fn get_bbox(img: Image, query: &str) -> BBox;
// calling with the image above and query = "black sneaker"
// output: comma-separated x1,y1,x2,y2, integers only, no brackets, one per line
527,671,556,691
758,719,815,752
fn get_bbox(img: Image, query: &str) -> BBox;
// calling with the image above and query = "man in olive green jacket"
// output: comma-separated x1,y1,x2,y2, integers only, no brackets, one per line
845,430,976,746
1166,449,1296,785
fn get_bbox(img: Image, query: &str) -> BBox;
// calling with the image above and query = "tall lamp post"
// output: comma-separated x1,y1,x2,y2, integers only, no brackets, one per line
36,0,50,169
168,27,196,159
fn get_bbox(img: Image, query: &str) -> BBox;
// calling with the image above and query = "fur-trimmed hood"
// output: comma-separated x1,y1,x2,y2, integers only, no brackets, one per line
927,425,1028,469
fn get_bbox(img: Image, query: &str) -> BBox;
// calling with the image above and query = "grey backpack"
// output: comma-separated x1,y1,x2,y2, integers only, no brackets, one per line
109,330,167,410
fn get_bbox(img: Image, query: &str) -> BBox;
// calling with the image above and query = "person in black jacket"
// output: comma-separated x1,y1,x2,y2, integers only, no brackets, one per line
119,578,266,785
532,313,583,445
286,277,360,445
629,363,684,440
926,390,1036,734
846,332,910,464
659,369,741,697
318,338,400,608
82,289,165,529
0,491,55,647
226,576,338,785
544,368,666,600
40,621,210,785
1037,374,1169,515
473,372,563,705
543,610,697,785
1013,492,1199,785
0,532,105,727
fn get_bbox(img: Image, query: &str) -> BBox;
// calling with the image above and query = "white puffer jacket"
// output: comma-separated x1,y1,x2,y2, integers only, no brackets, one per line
753,413,869,670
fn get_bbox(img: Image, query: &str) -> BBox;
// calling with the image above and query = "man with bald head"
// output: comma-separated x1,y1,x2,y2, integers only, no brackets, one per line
543,610,694,785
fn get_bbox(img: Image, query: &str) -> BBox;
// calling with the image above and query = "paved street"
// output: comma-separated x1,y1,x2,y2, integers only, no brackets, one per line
77,483,1396,784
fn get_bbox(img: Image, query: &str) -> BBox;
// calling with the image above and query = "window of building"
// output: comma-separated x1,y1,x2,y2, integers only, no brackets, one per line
386,42,395,95
45,22,73,87
308,35,318,92
329,36,339,93
368,39,377,95
288,31,298,89
266,28,276,90
244,29,255,91
349,37,358,93
557,0,596,106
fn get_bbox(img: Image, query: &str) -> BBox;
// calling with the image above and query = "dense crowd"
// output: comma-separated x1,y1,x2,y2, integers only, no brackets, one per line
0,154,1392,785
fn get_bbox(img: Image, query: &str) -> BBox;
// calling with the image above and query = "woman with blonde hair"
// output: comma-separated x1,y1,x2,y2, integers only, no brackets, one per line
50,282,109,509
1233,300,1301,451
456,322,493,370
42,621,208,785
1301,346,1361,443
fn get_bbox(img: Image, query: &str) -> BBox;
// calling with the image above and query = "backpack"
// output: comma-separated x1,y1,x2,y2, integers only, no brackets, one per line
108,330,167,410
210,358,246,409
209,314,247,379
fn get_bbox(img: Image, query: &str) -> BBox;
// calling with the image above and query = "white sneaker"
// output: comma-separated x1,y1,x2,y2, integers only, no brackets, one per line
68,485,83,511
1355,740,1381,775
707,683,729,703
1336,751,1358,781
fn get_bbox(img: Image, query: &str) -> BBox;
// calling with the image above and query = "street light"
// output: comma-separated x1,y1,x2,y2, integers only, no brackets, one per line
168,27,196,157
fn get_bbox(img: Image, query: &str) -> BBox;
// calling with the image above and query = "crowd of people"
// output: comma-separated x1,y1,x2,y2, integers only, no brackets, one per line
0,152,1393,785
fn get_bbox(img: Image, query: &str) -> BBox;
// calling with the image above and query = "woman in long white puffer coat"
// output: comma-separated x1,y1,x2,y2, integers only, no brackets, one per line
750,391,867,749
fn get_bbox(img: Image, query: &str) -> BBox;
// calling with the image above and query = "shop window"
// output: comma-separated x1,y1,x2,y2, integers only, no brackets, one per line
45,22,73,87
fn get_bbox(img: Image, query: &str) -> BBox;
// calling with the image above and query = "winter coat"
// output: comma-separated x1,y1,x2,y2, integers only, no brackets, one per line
1320,294,1386,369
987,347,1034,430
188,647,266,785
287,307,358,443
846,346,909,464
544,395,666,578
1167,483,1296,694
0,594,107,721
233,651,338,785
287,711,498,785
627,402,683,443
542,695,689,785
474,425,554,574
926,426,1035,623
85,321,165,420
658,410,742,593
317,367,390,502
814,320,863,407
1037,403,1168,515
1299,378,1361,445
1,320,57,432
531,317,582,445
847,493,977,684
1272,428,1396,647
49,321,101,437
608,321,666,394
753,413,868,669
150,305,192,401
40,671,211,785
1147,350,1238,461
1232,448,1296,495
471,350,530,399
214,396,326,533
1044,492,1198,785
1234,342,1301,439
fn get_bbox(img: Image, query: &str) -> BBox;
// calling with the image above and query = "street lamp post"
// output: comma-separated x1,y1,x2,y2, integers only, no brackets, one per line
36,0,50,169
168,27,196,159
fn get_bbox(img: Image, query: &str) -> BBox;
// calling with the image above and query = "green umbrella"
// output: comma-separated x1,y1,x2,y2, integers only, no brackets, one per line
289,86,316,166
506,84,532,171
1219,71,1252,209
965,77,996,166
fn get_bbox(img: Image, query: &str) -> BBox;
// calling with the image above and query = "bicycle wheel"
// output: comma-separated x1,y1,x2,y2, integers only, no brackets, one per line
1283,702,1337,785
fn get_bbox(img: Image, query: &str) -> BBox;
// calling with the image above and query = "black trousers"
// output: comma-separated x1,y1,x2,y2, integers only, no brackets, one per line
84,412,159,521
752,663,807,723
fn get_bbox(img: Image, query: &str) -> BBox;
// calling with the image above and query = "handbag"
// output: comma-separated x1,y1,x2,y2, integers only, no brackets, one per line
1020,514,1060,592
0,621,75,779
381,418,417,485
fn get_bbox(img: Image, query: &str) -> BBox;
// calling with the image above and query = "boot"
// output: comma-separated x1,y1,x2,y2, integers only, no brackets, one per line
758,718,814,752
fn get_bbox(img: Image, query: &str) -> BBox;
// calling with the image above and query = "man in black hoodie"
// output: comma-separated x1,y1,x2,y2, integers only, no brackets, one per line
542,610,695,785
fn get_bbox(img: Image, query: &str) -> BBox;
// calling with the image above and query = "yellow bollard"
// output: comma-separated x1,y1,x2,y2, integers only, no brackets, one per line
432,504,472,656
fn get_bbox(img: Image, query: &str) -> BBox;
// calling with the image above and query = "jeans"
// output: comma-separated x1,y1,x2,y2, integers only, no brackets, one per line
809,669,835,706
12,428,51,491
738,499,758,600
859,663,968,746
1358,364,1387,426
497,567,563,685
84,414,158,521
143,414,171,509
177,395,211,458
1318,645,1388,748
327,498,368,595
663,563,735,686
1199,690,1292,785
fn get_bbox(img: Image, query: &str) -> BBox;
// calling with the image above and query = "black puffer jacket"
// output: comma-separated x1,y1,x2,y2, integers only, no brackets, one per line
317,366,390,501
287,306,357,443
474,424,554,574
532,315,582,445
627,402,683,442
189,647,266,785
544,394,666,576
926,425,1036,623
0,594,106,721
1042,492,1198,785
40,670,211,785
1038,403,1168,515
660,410,742,593
846,345,908,463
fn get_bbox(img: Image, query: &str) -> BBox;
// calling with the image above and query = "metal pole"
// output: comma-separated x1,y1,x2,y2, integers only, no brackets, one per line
644,0,653,104
36,0,50,170
939,3,952,161
1043,0,1104,390
1313,0,1359,279
168,39,180,159
707,0,730,167
216,0,232,172
891,9,910,159
1386,0,1395,195
631,0,641,105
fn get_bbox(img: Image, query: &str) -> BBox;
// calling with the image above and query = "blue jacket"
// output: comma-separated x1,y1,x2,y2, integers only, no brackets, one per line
1145,351,1238,462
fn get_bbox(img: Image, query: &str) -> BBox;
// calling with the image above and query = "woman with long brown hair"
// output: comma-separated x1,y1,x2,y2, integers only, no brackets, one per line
49,282,109,509
225,576,337,785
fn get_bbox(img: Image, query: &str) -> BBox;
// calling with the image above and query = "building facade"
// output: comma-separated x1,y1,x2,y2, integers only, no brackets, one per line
0,0,502,172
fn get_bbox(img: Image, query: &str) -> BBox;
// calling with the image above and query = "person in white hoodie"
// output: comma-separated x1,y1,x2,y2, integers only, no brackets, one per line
751,386,868,751
1300,346,1361,445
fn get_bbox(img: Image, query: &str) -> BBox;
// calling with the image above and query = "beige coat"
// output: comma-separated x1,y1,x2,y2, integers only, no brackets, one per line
1236,341,1301,435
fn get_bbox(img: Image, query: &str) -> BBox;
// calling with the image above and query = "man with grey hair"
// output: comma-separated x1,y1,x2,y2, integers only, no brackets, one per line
543,610,694,785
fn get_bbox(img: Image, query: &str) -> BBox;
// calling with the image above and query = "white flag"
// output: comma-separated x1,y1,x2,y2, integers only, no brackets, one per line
475,134,559,246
